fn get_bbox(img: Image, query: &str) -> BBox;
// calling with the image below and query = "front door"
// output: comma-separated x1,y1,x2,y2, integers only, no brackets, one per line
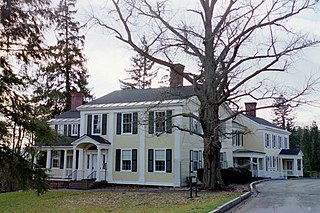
85,152,97,179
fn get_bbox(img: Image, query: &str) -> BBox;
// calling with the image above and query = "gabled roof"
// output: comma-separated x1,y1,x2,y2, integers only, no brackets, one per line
55,110,80,119
243,114,285,130
279,149,301,155
233,149,265,154
83,86,195,105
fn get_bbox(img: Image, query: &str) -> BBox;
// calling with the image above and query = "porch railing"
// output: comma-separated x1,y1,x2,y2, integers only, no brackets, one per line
67,170,77,180
87,171,96,180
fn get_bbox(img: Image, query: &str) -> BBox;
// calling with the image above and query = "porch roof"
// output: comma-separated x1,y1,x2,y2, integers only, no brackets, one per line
34,136,79,147
233,149,265,155
279,149,301,155
71,134,111,147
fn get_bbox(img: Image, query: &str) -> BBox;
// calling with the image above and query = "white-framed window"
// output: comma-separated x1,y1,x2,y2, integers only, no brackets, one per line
121,150,132,171
284,137,288,149
155,150,166,172
232,131,243,147
122,113,133,134
272,135,277,148
57,125,64,135
190,150,203,172
52,151,60,168
92,114,102,134
71,124,79,136
265,133,270,148
278,136,282,149
155,111,166,133
193,151,199,171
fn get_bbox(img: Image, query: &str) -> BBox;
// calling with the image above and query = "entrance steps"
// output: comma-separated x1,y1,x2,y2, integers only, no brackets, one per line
49,179,108,190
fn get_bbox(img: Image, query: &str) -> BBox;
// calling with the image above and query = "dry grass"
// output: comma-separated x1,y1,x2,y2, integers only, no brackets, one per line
0,189,244,213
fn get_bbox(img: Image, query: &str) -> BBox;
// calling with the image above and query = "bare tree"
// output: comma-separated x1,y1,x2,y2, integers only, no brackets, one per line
90,0,320,190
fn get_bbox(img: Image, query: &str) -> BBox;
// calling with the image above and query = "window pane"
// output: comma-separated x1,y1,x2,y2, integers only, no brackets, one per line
122,113,132,133
93,115,101,134
122,150,131,160
155,111,165,133
155,150,165,160
155,161,165,171
122,160,131,170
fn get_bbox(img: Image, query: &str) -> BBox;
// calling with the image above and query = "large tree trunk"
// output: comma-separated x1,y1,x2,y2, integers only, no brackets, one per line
200,103,223,190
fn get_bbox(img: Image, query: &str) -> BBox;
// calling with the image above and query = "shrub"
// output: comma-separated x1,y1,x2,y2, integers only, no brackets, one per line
221,167,252,185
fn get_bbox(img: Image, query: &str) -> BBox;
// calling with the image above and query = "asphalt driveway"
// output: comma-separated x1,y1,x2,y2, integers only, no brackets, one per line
230,179,320,213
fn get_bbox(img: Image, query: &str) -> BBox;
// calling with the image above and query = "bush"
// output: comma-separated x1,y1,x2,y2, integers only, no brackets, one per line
221,167,252,186
197,168,204,182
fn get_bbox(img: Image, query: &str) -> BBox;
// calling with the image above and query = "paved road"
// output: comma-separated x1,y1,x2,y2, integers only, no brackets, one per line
230,179,320,213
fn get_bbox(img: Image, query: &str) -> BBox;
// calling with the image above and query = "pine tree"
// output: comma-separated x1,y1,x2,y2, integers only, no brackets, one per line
120,36,157,89
272,95,295,130
34,0,91,117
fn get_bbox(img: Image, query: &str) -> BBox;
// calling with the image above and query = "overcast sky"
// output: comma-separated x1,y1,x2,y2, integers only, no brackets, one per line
73,1,320,126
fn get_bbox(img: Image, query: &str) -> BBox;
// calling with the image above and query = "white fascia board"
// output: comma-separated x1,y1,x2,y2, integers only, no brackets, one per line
49,118,80,124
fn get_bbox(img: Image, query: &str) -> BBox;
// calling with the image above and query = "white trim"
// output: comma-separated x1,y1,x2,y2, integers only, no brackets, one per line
154,149,166,172
120,149,133,172
121,112,133,134
92,114,102,135
174,107,182,186
107,180,177,187
139,110,146,182
107,112,114,182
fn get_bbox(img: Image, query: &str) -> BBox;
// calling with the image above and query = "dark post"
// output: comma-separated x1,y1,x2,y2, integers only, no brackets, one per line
189,176,193,198
195,177,198,197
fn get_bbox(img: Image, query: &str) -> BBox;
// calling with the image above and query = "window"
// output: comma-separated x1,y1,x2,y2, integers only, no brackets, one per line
148,149,172,173
220,152,227,169
190,150,203,172
297,159,302,170
265,133,270,148
155,111,166,133
116,112,138,135
122,150,132,171
115,149,137,172
284,137,288,149
122,113,133,133
189,115,203,135
93,114,102,134
148,110,172,134
155,150,166,171
232,131,243,147
71,124,79,136
278,136,282,149
272,135,277,148
52,151,60,168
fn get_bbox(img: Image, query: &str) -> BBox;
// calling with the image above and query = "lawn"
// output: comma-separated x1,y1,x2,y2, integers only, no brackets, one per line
0,189,242,213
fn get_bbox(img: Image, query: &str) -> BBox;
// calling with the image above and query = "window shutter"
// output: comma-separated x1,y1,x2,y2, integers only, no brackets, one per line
63,125,68,135
102,114,107,135
148,112,154,134
132,112,138,134
115,149,121,171
148,149,154,172
68,124,71,136
87,115,92,135
50,151,53,168
78,124,80,136
189,116,193,135
199,150,202,168
76,150,79,169
54,125,58,131
132,149,137,172
60,150,64,169
166,149,172,173
166,110,172,133
190,150,194,173
116,113,122,135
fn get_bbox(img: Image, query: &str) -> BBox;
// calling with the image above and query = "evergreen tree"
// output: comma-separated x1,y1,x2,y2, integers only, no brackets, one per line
272,95,295,130
120,36,157,89
34,0,91,117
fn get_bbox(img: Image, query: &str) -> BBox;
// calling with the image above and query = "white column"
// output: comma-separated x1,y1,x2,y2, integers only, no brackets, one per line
96,146,101,181
63,149,67,178
280,158,283,172
262,157,266,177
139,110,146,183
46,149,52,169
257,158,260,176
107,112,115,182
174,107,182,186
79,149,84,179
293,158,298,176
72,148,77,180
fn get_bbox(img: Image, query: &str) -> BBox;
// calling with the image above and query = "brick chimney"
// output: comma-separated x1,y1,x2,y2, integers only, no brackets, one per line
170,64,184,87
245,102,257,117
71,90,84,111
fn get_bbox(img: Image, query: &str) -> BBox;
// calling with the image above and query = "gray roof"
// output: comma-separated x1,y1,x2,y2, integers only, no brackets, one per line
279,149,301,155
84,86,195,105
86,135,111,144
243,114,284,130
233,149,265,154
55,110,80,119
35,136,79,147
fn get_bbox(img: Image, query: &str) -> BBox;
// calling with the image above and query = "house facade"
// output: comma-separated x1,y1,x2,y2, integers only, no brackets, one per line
35,77,303,186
